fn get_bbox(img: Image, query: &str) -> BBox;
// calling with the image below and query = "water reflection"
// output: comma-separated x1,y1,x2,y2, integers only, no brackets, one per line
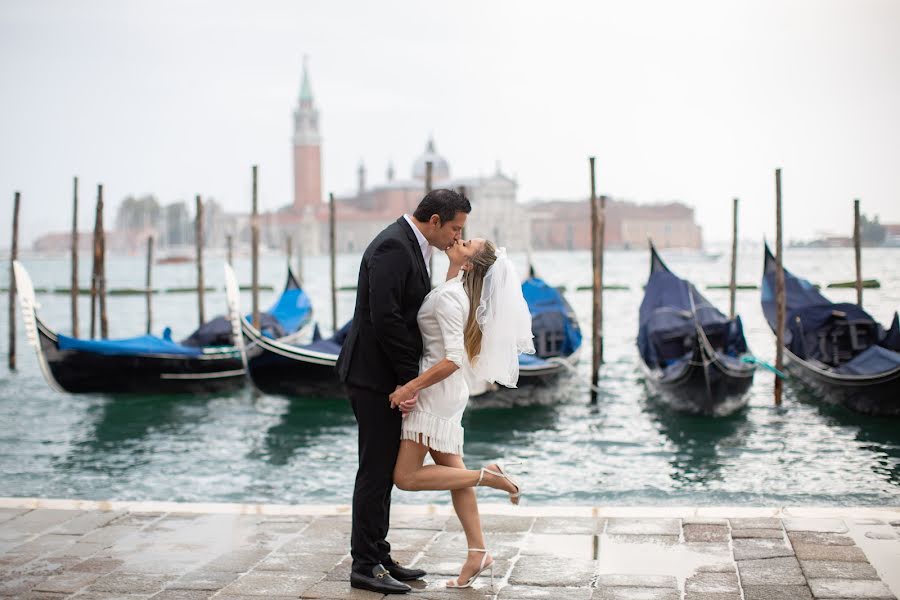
791,386,900,487
641,381,751,488
58,392,217,473
254,396,355,466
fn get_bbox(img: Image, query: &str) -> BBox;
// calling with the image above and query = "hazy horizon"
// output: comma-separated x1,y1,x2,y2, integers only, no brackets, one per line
2,0,899,248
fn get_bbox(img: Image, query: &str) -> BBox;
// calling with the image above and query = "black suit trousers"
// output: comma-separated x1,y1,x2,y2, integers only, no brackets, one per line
348,384,402,574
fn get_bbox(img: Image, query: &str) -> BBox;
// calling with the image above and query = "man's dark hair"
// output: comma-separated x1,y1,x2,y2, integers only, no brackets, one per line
412,189,471,224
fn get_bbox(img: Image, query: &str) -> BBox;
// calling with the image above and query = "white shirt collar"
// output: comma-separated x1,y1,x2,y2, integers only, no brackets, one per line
403,214,433,271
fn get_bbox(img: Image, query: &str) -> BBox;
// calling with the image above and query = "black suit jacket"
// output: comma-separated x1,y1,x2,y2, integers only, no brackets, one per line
336,217,431,394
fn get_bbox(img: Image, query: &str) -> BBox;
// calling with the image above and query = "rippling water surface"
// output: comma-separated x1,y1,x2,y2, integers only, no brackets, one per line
1,245,898,506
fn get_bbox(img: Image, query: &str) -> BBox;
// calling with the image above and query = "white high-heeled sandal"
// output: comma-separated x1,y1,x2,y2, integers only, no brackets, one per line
478,462,522,505
446,548,493,590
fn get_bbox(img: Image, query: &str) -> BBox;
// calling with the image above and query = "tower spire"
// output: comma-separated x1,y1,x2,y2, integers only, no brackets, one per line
300,55,313,104
293,56,322,211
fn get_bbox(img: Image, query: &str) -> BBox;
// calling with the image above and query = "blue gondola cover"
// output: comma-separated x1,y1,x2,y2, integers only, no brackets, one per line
521,278,582,358
639,263,747,369
58,334,202,357
761,246,900,373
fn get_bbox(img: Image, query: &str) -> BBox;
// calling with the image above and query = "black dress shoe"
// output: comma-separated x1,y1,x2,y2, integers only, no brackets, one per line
350,564,411,594
385,559,427,581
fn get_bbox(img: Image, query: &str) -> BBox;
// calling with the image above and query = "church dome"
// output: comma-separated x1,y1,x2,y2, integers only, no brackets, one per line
411,137,450,181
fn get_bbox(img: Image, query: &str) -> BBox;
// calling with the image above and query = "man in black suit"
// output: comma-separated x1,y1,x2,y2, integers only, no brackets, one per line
337,189,471,594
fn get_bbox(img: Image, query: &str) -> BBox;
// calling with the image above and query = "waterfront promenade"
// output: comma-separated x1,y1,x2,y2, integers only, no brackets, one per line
1,498,898,599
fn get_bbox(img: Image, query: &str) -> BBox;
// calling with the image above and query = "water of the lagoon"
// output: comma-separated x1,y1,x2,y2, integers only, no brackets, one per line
0,244,898,507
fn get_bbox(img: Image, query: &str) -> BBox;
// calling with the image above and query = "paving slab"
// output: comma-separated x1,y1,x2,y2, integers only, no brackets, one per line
53,511,126,535
731,528,785,539
84,572,176,594
685,572,740,593
800,560,880,580
606,518,681,536
0,507,30,524
148,590,213,600
217,571,320,596
300,579,397,599
446,514,535,534
497,585,592,599
742,585,813,600
593,588,680,600
737,557,805,586
508,555,596,587
684,593,741,600
807,578,896,599
166,569,241,591
783,519,849,534
793,544,868,562
683,524,730,543
521,533,595,558
732,538,795,561
32,570,103,594
596,574,677,588
730,518,782,530
532,516,602,535
789,532,857,547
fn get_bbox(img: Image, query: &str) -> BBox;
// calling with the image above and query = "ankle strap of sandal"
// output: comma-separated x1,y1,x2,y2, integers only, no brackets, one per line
467,548,487,552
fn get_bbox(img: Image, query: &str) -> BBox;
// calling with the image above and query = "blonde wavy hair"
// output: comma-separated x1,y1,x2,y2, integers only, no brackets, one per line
462,240,498,363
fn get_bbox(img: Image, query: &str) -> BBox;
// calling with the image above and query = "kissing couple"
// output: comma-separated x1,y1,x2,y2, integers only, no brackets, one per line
336,189,535,594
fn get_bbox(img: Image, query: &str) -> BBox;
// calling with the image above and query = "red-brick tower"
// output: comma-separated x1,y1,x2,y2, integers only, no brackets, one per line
293,57,322,212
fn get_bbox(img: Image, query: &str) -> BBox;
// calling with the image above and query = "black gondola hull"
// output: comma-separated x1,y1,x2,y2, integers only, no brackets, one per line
38,322,245,395
242,325,345,399
641,345,754,416
782,351,900,416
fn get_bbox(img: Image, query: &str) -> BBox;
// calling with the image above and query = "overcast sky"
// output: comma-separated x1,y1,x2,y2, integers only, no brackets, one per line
1,0,899,246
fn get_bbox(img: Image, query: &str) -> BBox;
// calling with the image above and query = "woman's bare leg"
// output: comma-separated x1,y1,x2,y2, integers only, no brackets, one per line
393,439,517,494
430,449,493,586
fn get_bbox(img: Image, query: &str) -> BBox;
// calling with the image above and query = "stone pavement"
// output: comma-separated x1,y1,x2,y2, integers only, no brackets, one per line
1,499,899,600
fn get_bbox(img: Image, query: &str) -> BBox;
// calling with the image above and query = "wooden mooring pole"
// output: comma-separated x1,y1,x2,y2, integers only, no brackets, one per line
329,192,337,333
195,194,205,327
251,166,260,329
854,199,862,308
145,236,154,334
71,177,79,337
729,198,739,319
90,191,98,339
598,193,606,363
774,169,786,406
98,185,108,339
90,184,109,339
226,234,233,266
8,191,20,370
589,157,600,403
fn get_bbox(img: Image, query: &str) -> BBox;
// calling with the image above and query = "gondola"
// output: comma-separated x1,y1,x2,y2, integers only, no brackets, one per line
224,264,582,400
13,260,312,395
469,268,582,400
637,244,755,415
761,245,900,415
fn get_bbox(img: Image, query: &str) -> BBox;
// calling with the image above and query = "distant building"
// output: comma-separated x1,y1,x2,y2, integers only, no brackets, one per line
268,60,531,254
883,224,900,247
527,198,702,250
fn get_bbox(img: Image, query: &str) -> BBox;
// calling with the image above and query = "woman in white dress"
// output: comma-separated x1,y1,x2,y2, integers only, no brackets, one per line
390,238,535,590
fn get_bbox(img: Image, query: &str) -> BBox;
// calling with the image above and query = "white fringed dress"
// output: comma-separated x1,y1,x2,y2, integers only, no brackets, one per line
400,271,470,456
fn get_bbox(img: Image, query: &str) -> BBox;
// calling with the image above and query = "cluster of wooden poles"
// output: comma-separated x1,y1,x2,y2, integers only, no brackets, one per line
6,162,873,411
585,161,871,406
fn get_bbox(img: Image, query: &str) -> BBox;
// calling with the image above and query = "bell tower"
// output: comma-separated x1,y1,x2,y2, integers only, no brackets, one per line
293,56,322,211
